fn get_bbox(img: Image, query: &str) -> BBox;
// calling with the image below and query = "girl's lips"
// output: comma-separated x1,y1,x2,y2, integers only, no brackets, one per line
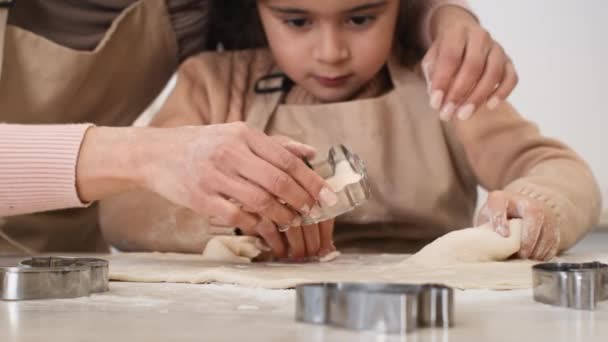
314,74,352,88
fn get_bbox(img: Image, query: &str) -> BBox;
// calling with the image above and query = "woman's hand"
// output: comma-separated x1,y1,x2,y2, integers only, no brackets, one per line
422,5,518,121
135,122,337,234
82,124,338,258
476,191,560,261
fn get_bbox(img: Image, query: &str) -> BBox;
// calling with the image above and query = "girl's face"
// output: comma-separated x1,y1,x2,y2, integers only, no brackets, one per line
257,0,399,103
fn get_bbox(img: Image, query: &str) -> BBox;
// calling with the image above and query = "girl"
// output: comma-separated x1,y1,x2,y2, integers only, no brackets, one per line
100,0,600,262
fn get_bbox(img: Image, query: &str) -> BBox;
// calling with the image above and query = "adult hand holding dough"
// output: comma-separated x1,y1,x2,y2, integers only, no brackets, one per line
476,191,560,261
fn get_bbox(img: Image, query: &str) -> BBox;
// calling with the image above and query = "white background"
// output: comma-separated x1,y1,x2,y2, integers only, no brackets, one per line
470,1,608,209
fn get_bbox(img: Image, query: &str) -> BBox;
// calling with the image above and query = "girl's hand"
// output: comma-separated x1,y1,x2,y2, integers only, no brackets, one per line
252,138,336,260
476,190,560,261
274,218,335,261
422,5,518,121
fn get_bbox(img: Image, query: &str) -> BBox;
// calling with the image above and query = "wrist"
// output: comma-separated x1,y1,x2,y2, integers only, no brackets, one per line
429,5,479,41
76,126,142,202
127,126,177,194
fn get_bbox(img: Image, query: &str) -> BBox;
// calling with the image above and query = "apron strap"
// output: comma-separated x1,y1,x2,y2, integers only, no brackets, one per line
0,0,14,80
245,73,289,131
246,59,419,132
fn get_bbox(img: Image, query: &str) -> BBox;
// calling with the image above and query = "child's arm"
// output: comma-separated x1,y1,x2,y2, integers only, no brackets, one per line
420,1,518,122
452,103,601,260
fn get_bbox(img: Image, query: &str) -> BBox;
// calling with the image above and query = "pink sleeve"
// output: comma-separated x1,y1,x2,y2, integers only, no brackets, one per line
421,0,476,48
0,123,93,216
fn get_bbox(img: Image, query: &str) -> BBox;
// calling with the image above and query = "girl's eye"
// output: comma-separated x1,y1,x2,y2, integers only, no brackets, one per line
347,15,375,27
284,18,312,28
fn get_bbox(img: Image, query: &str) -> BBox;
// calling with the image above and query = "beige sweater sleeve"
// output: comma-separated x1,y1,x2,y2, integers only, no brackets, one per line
151,49,272,128
452,102,601,251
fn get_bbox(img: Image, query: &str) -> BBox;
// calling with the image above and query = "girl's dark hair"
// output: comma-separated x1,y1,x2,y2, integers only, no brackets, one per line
206,0,266,50
206,0,427,64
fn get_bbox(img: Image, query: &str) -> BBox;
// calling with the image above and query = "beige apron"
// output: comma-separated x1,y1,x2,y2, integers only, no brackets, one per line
0,0,179,252
246,58,479,252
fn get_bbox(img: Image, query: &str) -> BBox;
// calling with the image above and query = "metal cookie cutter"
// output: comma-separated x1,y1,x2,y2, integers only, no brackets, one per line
296,282,454,334
301,145,371,226
0,257,109,300
532,261,608,310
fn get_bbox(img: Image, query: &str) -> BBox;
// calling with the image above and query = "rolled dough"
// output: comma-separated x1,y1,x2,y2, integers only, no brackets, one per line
201,236,269,263
108,219,573,290
406,220,522,266
200,236,341,263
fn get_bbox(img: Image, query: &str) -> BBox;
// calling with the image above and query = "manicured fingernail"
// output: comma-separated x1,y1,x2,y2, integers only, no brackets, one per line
318,244,336,257
430,90,444,110
319,187,338,207
487,96,500,110
318,249,331,257
457,104,475,120
309,205,322,219
291,216,302,227
287,141,317,156
439,102,456,121
300,204,310,215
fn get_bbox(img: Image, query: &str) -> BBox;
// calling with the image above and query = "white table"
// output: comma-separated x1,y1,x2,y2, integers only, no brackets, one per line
2,232,608,342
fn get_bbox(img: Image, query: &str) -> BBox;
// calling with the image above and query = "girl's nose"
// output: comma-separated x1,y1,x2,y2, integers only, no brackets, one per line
313,27,349,65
